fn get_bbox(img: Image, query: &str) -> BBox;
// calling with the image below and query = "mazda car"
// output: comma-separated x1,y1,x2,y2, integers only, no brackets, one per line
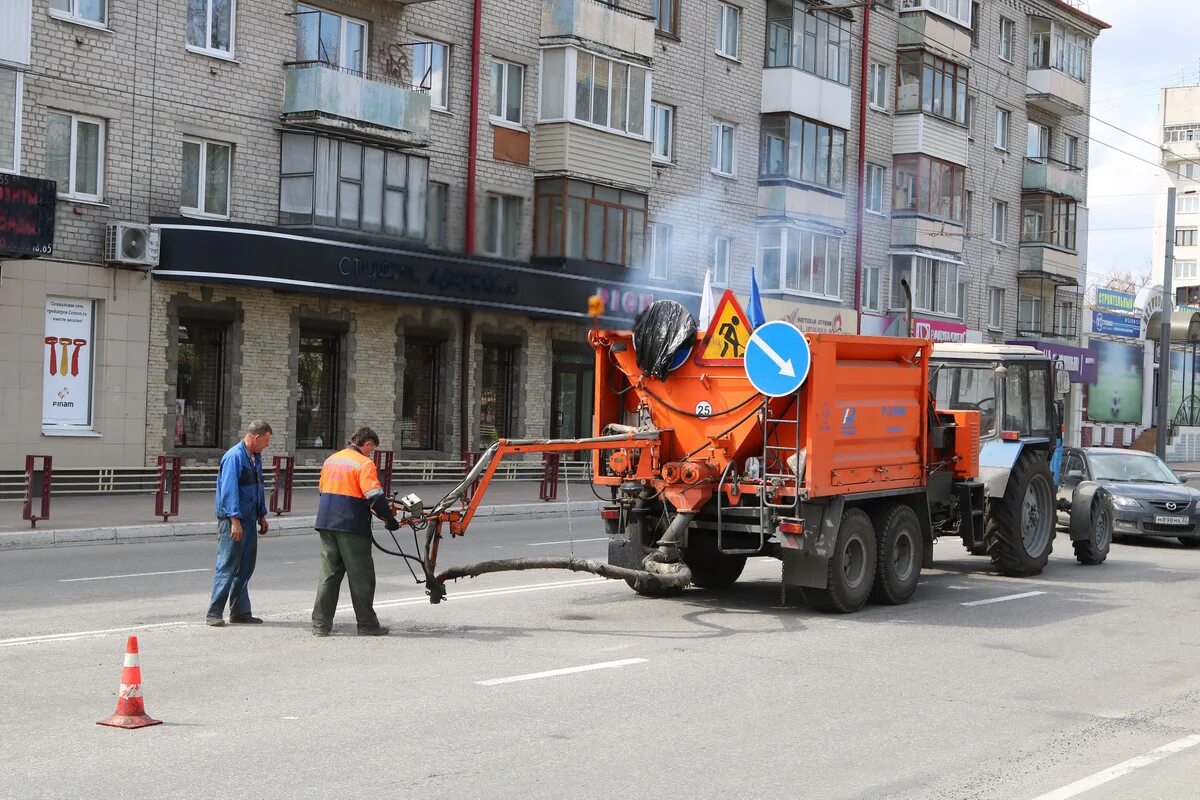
1059,447,1200,547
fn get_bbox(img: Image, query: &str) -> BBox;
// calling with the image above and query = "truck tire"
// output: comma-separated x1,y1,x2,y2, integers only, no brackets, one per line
985,451,1055,577
870,503,922,605
683,536,747,590
1073,494,1112,565
800,508,877,613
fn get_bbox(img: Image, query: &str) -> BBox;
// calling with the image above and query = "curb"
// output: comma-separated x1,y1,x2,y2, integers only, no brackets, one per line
0,500,605,550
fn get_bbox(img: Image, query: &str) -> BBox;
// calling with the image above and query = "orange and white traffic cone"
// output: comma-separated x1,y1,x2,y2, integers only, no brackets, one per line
97,635,162,729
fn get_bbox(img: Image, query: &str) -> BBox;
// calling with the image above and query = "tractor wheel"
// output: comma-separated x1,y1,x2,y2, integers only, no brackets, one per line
1073,494,1112,565
985,452,1056,577
870,503,922,605
683,536,747,590
800,508,877,613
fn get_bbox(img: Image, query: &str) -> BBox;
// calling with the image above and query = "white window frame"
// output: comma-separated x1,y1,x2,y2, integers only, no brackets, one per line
1018,293,1042,330
759,226,843,300
1027,121,1051,160
991,200,1007,244
898,0,971,28
1178,195,1200,215
489,58,525,127
715,2,741,60
647,222,671,280
1064,134,1079,167
897,255,960,317
0,69,22,174
862,265,881,312
711,122,736,177
865,163,886,215
412,40,450,111
186,0,237,58
868,62,889,111
49,0,107,28
181,137,232,219
485,193,521,258
1175,260,1198,279
988,287,1004,330
47,111,105,202
651,103,673,163
994,107,1010,151
294,5,367,73
998,16,1015,62
712,235,732,286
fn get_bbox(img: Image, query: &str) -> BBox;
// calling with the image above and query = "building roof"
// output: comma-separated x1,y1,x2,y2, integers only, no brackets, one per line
1042,0,1112,31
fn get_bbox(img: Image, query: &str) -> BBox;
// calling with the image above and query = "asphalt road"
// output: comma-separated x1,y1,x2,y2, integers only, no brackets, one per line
3,519,1200,800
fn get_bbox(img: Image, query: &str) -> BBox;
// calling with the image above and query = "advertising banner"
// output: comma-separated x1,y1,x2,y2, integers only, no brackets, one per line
1086,339,1144,424
1096,288,1136,313
1007,339,1098,384
1091,310,1141,338
42,297,94,427
860,313,971,342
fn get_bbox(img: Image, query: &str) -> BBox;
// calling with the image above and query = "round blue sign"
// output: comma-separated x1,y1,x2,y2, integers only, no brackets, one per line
744,321,811,397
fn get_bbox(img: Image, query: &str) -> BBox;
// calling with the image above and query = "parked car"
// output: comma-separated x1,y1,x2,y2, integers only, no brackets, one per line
1058,447,1200,547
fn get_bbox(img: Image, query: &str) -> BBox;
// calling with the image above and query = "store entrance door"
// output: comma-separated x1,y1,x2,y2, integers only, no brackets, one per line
551,350,594,458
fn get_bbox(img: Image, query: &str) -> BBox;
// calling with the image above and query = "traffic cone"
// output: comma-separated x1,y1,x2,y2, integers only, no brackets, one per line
97,635,162,729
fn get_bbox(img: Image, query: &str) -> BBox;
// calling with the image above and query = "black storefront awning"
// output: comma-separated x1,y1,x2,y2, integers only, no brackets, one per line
151,218,699,324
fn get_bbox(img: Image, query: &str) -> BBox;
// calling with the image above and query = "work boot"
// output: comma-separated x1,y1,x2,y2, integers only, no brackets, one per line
229,615,264,624
205,617,225,627
357,626,389,637
312,628,330,637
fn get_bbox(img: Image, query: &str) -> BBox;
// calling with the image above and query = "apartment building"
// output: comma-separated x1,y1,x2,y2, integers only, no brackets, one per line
0,0,1107,470
1156,84,1200,306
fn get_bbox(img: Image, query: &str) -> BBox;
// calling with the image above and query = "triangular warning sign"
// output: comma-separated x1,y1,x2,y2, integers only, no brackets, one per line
695,289,750,365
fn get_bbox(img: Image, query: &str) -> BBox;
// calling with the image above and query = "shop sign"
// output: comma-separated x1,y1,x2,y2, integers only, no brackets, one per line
861,313,969,342
1007,339,1098,384
760,299,856,334
42,297,94,428
1096,288,1135,313
1091,310,1141,338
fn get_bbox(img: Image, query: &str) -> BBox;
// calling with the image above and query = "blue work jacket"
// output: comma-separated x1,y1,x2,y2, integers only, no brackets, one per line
214,441,267,522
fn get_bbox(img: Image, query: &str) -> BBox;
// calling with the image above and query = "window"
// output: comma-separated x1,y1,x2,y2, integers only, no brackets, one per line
759,114,846,191
572,50,649,136
892,254,960,317
868,62,889,110
647,222,671,279
964,190,974,234
896,51,968,124
1021,193,1077,250
187,0,235,56
1179,195,1200,215
865,163,886,214
759,226,843,298
480,344,517,444
279,133,428,238
1176,260,1199,279
862,265,881,312
998,17,1015,61
1018,294,1042,333
50,0,106,26
1056,300,1076,335
989,287,1004,329
651,103,674,162
892,154,965,223
899,0,972,27
651,0,678,37
175,321,225,448
1178,228,1199,248
1180,285,1200,306
1027,122,1050,159
1029,17,1087,81
485,194,521,258
412,41,449,110
765,1,852,85
181,138,231,217
966,94,977,139
401,338,440,451
427,181,448,249
933,366,997,436
1022,205,1044,242
716,3,741,59
711,122,736,176
489,59,524,125
991,200,1007,243
994,107,1010,150
969,2,980,47
712,236,732,285
534,178,647,266
297,332,340,449
1181,163,1200,181
0,69,20,173
46,111,104,201
1166,126,1200,143
1064,134,1079,167
295,5,365,73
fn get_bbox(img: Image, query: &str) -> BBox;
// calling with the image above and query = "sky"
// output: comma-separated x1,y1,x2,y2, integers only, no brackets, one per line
1084,0,1200,288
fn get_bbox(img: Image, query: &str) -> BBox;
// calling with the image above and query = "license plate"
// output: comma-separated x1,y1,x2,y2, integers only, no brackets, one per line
1154,515,1189,525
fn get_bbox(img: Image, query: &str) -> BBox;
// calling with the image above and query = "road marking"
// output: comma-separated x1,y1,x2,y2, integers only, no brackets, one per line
961,591,1046,607
0,622,188,648
477,658,648,686
58,568,210,583
1030,734,1200,800
527,538,608,546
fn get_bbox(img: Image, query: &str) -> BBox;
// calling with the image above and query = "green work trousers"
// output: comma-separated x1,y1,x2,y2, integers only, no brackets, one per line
312,530,380,633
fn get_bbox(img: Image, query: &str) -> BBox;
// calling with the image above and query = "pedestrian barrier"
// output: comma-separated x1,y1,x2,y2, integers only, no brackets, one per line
539,452,561,502
21,455,51,528
372,449,395,498
97,636,161,729
153,455,182,522
269,454,295,516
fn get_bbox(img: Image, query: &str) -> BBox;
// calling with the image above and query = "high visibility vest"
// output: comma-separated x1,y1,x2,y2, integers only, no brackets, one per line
315,447,384,534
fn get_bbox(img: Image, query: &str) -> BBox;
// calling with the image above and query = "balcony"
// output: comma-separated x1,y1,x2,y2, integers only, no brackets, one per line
541,0,654,60
1019,243,1080,285
761,69,852,129
758,184,846,222
891,216,964,255
897,4,972,58
281,62,431,147
1165,139,1200,164
1023,157,1085,202
1026,68,1086,117
893,114,968,165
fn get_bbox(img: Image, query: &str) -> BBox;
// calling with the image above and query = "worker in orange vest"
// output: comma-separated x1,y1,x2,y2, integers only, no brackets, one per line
311,426,400,637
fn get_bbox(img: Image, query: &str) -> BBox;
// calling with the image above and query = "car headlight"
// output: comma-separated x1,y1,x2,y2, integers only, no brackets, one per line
1112,496,1142,509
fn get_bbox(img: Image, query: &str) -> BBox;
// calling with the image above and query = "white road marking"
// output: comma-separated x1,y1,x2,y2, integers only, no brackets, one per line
58,568,210,583
0,622,188,648
477,658,647,686
961,591,1046,607
1030,734,1200,800
527,538,608,546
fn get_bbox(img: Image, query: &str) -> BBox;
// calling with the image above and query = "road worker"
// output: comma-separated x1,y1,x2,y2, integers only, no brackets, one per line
311,425,400,637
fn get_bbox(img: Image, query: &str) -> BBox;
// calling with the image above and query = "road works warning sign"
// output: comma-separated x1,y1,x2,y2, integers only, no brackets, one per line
694,290,750,366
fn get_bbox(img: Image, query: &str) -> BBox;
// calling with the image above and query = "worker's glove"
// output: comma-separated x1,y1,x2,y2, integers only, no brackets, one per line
384,516,401,532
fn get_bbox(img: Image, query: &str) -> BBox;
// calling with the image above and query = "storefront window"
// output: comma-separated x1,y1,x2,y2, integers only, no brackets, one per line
297,333,339,449
402,338,440,450
481,344,517,444
175,322,224,448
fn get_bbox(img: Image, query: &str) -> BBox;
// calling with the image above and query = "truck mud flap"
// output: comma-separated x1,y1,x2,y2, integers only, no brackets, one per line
781,496,844,591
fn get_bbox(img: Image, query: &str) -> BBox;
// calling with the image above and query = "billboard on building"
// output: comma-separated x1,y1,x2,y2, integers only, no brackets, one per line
1096,288,1136,313
1086,339,1144,424
42,297,95,428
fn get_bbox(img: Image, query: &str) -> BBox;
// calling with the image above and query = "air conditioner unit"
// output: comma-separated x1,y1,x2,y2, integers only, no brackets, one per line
104,222,161,267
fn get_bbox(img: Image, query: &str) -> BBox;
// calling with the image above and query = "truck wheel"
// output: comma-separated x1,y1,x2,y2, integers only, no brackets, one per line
683,536,747,590
870,503,922,605
985,452,1055,577
800,508,877,613
1073,494,1112,565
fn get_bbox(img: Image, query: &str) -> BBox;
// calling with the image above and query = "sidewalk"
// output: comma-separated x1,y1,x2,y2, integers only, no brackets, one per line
0,480,607,549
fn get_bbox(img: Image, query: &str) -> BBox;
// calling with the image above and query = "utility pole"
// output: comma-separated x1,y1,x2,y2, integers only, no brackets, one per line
1156,187,1176,459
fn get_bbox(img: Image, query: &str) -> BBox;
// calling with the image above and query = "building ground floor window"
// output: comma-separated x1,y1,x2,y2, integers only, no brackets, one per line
551,348,594,444
402,338,441,451
481,343,517,444
175,321,225,448
297,331,341,449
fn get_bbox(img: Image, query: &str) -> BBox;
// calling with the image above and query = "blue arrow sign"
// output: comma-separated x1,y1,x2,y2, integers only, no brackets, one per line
744,320,811,397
